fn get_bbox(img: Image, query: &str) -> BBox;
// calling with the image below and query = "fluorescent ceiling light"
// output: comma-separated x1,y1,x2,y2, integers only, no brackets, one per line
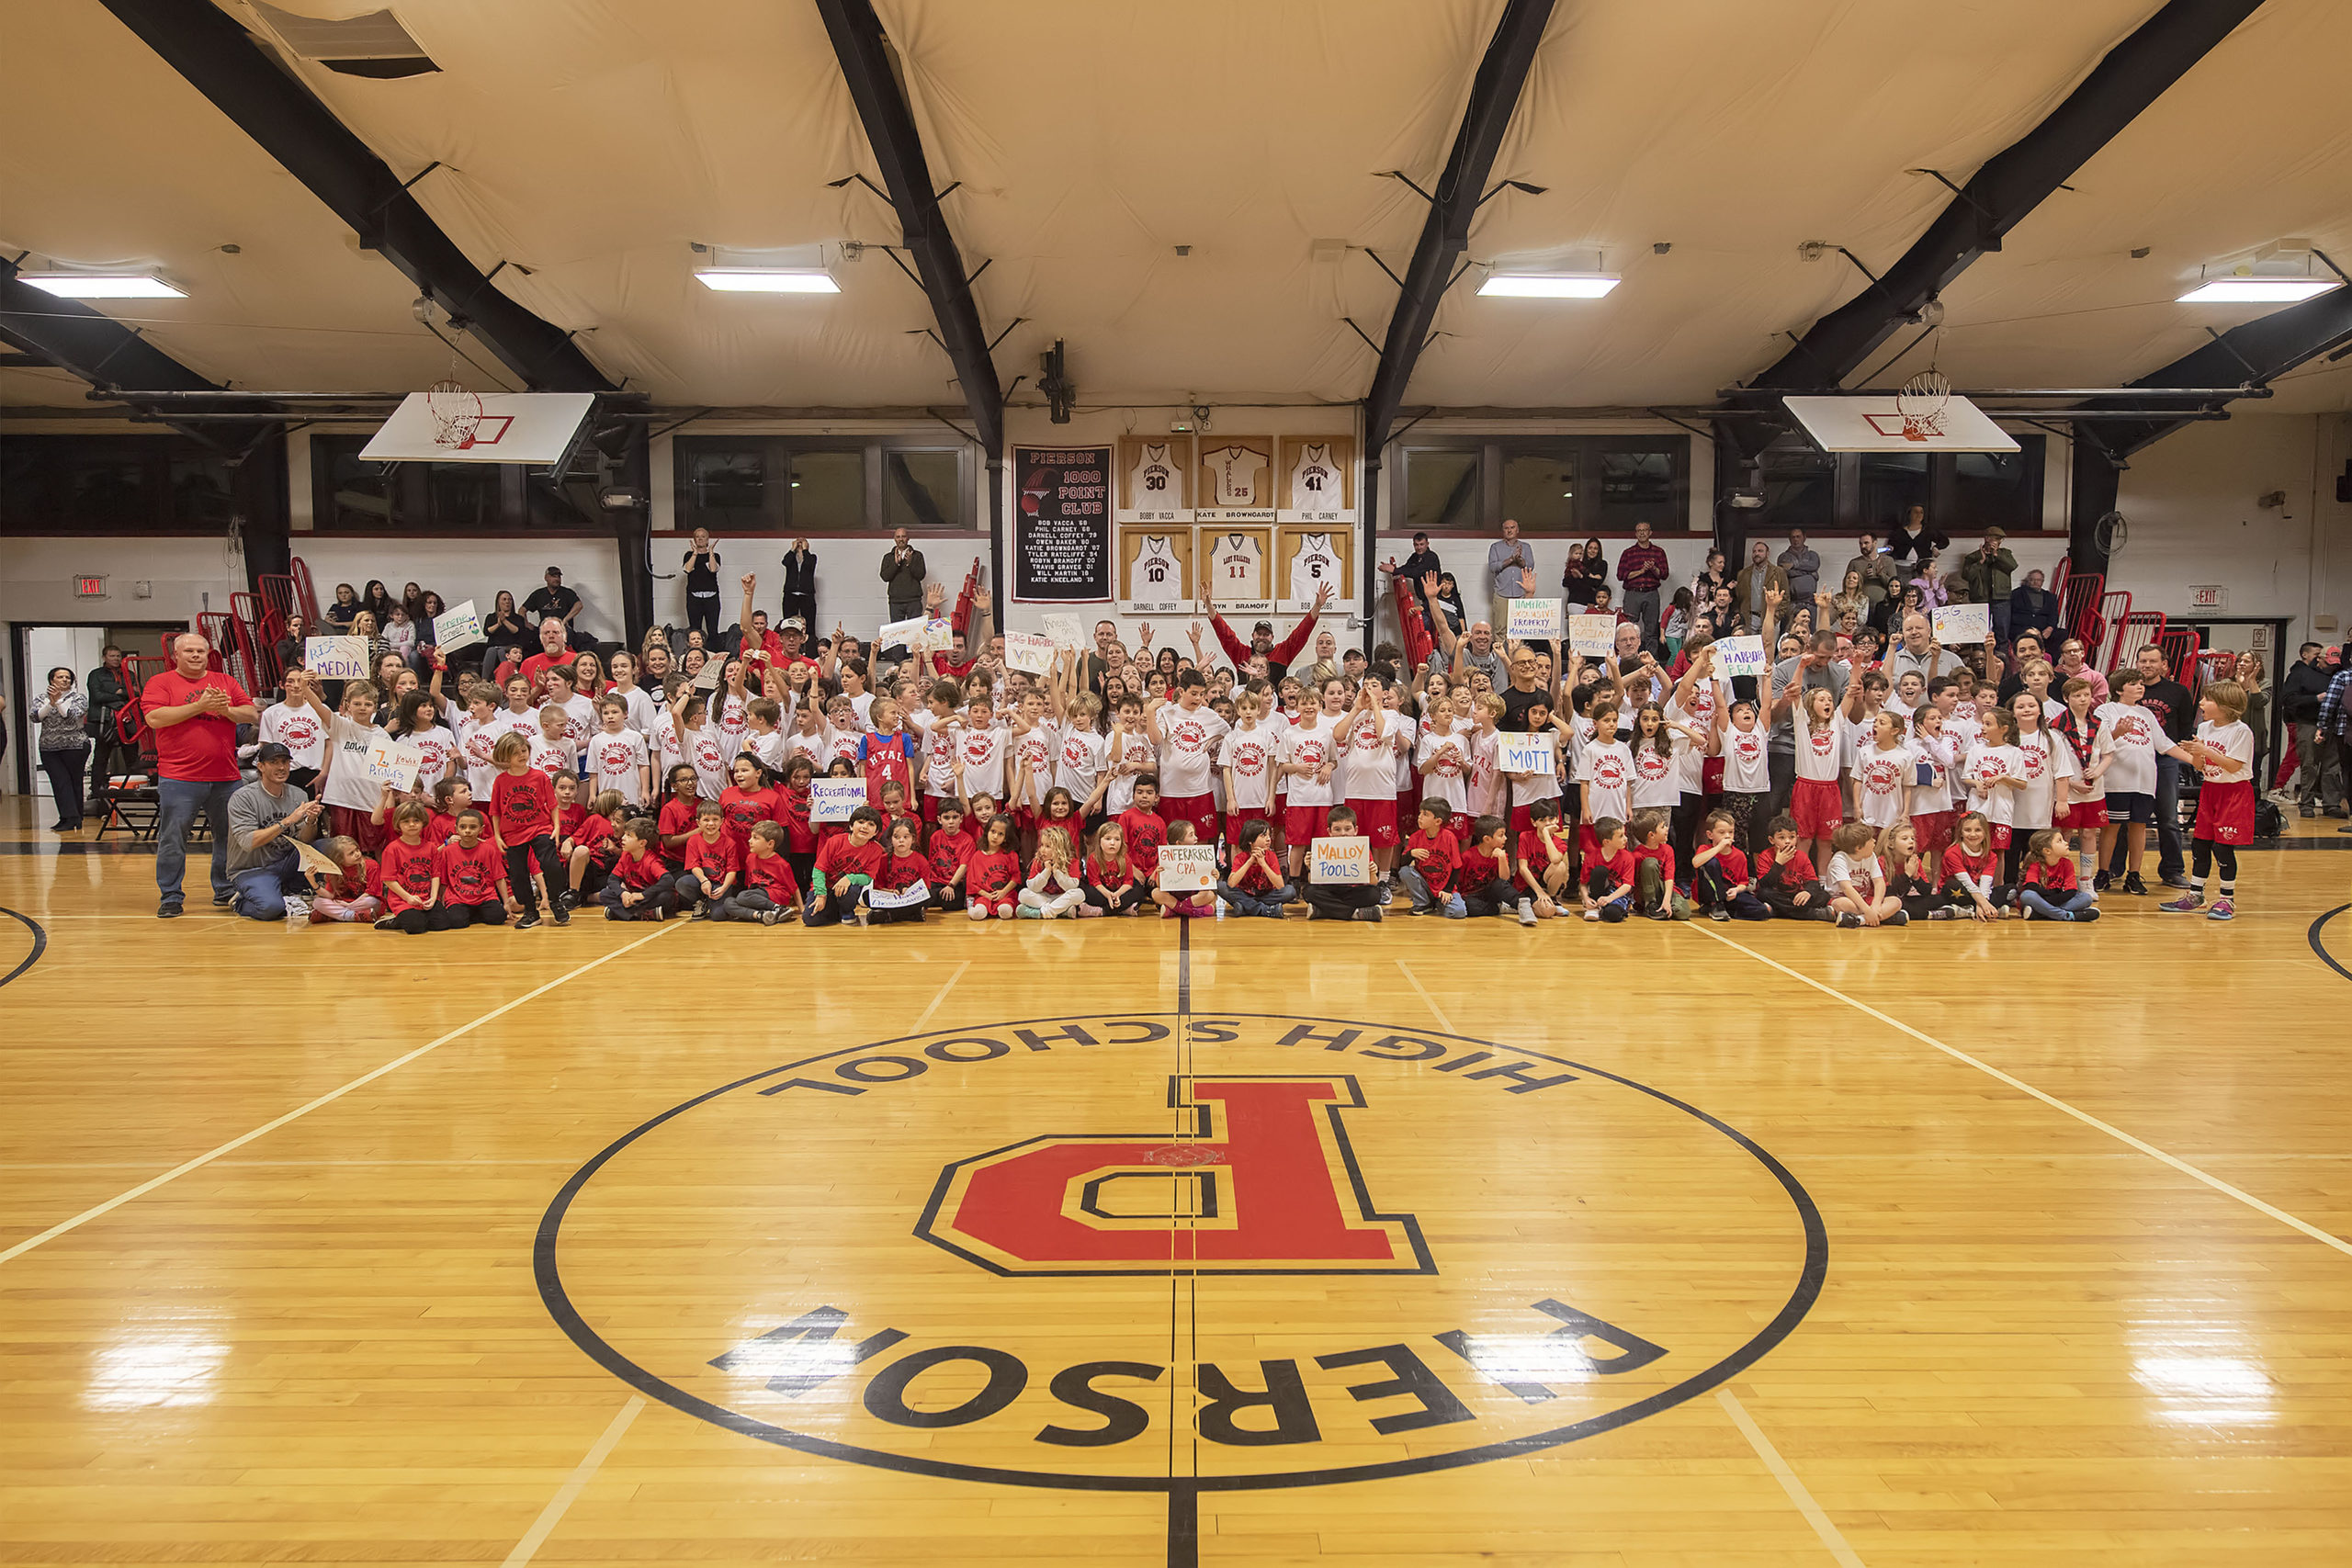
2177,276,2338,304
1478,273,1619,299
20,272,186,299
695,267,839,294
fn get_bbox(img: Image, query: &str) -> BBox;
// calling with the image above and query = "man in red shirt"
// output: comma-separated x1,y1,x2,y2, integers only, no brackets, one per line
1615,521,1670,652
143,632,259,918
1202,580,1331,683
517,616,574,701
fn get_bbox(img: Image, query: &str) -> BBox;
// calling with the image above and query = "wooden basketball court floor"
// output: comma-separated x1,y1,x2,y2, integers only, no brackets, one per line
3,801,2348,1567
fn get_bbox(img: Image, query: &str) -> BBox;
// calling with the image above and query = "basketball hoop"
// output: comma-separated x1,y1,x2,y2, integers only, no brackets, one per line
1894,369,1952,442
424,379,483,449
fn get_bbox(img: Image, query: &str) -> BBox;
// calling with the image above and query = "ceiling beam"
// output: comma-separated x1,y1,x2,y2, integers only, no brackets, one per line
0,256,220,395
96,0,616,395
2075,284,2352,459
813,0,1002,458
1738,0,2265,399
1362,0,1555,457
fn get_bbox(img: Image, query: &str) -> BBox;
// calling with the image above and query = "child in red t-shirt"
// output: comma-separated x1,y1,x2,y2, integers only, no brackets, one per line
434,807,511,928
1117,776,1168,882
1083,822,1146,917
1399,801,1464,919
656,762,702,869
924,802,975,914
560,789,625,912
810,806,888,927
1456,814,1520,919
1580,817,1637,924
489,732,567,929
1628,808,1687,922
552,773,588,846
719,755,780,863
2018,826,2100,922
1149,820,1215,919
724,820,803,925
1216,819,1290,918
1515,798,1576,919
680,800,741,919
601,818,678,921
965,815,1023,921
376,801,442,934
1753,813,1838,924
1690,808,1768,921
306,835,382,924
868,818,933,927
1939,811,2008,922
775,755,818,893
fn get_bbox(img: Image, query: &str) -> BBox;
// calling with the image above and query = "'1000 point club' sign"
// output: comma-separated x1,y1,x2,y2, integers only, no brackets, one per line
1013,446,1112,603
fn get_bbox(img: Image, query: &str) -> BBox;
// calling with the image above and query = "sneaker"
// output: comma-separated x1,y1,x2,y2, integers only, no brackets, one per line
212,889,237,908
2206,897,2234,921
1376,884,1394,907
552,906,571,927
1075,903,1103,919
2122,874,2148,896
1017,904,1042,919
692,906,717,921
2301,804,2318,819
1928,906,1957,920
1836,912,1863,929
2093,870,2111,892
1709,908,1729,922
1583,908,1600,922
2161,874,2192,890
157,900,183,919
1644,907,1673,921
2076,906,2101,922
760,908,781,926
1886,909,1909,926
373,916,399,931
1517,897,1536,927
516,911,542,930
557,890,579,912
605,907,628,921
2159,892,2203,913
1351,906,1384,922
2018,903,2035,920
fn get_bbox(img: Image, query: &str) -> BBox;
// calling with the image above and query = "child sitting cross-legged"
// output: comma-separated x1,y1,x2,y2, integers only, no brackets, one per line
1397,799,1465,919
718,820,802,925
1217,818,1293,918
1149,821,1216,919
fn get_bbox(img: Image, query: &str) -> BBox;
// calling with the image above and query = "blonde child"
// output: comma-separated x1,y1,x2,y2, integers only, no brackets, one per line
1017,825,1086,919
306,835,382,923
2158,679,2256,920
1824,821,1903,927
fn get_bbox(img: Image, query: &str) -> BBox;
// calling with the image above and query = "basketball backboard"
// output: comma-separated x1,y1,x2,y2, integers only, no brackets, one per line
357,391,598,468
1781,394,2020,453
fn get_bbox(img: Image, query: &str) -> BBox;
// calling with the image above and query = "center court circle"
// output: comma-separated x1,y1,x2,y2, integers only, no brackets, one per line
536,1012,1826,1492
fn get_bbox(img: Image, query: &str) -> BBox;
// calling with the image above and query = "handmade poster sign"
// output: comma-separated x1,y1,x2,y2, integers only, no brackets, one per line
866,880,932,910
1932,603,1990,645
433,600,483,652
1157,843,1217,894
1499,731,1555,775
1041,613,1087,649
359,737,424,794
292,837,343,881
1004,631,1056,676
879,615,941,654
811,780,867,824
690,660,723,693
1507,597,1563,640
305,637,370,681
1713,635,1767,677
1568,615,1618,656
1309,836,1373,886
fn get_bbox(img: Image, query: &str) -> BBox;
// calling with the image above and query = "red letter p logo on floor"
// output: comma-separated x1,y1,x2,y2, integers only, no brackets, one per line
916,1077,1432,1275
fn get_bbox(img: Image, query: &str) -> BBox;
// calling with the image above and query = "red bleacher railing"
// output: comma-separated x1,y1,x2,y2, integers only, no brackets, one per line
2154,624,2201,686
2109,610,2165,673
289,556,319,622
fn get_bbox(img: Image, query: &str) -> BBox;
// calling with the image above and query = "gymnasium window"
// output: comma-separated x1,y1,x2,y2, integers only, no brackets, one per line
1404,448,1479,532
673,436,974,533
1756,438,1836,534
1949,438,2046,534
1857,450,1932,533
1498,446,1578,532
308,434,598,531
1398,435,1692,533
0,433,235,534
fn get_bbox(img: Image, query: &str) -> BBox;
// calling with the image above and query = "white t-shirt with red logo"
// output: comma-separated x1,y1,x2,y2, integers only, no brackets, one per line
261,701,329,771
1721,718,1770,794
684,725,730,800
1103,724,1159,815
1963,741,2023,827
587,728,651,805
1852,743,1910,829
1628,739,1679,810
2193,718,2253,784
1465,728,1504,818
910,710,960,799
1792,707,1841,784
1416,725,1472,816
1581,739,1634,822
957,723,1009,801
1335,708,1404,802
1011,720,1057,808
2092,702,2160,796
1280,715,1338,807
1155,704,1230,798
1906,731,1956,815
1224,723,1279,811
1055,724,1107,804
2010,727,2075,829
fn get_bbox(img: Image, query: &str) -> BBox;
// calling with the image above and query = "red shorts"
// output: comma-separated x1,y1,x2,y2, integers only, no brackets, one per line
2193,778,2256,844
1988,823,2013,852
1788,777,1843,841
1284,804,1329,845
2055,799,2104,831
331,804,390,856
1911,808,1955,866
1344,797,1400,849
1510,804,1533,840
1159,791,1219,842
1225,807,1274,848
922,792,948,822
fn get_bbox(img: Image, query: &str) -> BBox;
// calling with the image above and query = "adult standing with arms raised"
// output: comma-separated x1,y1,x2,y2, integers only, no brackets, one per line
1487,517,1534,637
681,527,724,641
33,667,91,832
143,632,258,918
1616,521,1671,649
780,536,819,635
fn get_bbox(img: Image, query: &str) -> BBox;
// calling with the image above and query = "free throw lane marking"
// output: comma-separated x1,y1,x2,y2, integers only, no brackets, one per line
1690,923,2352,1258
0,923,685,1265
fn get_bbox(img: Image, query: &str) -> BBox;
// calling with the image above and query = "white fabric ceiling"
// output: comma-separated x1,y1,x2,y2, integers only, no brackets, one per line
4,0,2346,414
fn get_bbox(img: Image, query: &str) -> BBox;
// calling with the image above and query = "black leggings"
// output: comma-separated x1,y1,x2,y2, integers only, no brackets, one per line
1724,790,1772,854
2191,840,2238,883
504,835,562,913
380,905,433,934
40,745,90,828
433,899,507,930
1084,883,1147,914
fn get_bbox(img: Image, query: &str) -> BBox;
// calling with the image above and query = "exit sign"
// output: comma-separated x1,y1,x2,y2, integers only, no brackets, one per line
74,575,107,599
2188,584,2225,610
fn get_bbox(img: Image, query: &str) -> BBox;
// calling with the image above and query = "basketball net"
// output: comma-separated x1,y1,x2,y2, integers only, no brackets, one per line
1894,369,1951,442
424,378,483,450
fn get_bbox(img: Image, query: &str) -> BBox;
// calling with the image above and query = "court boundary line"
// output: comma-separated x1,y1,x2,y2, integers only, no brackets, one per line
1716,1389,1867,1567
908,960,971,1033
1689,922,2352,1258
500,1394,645,1567
0,921,685,1266
2307,902,2352,983
1395,959,1456,1033
0,905,48,987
